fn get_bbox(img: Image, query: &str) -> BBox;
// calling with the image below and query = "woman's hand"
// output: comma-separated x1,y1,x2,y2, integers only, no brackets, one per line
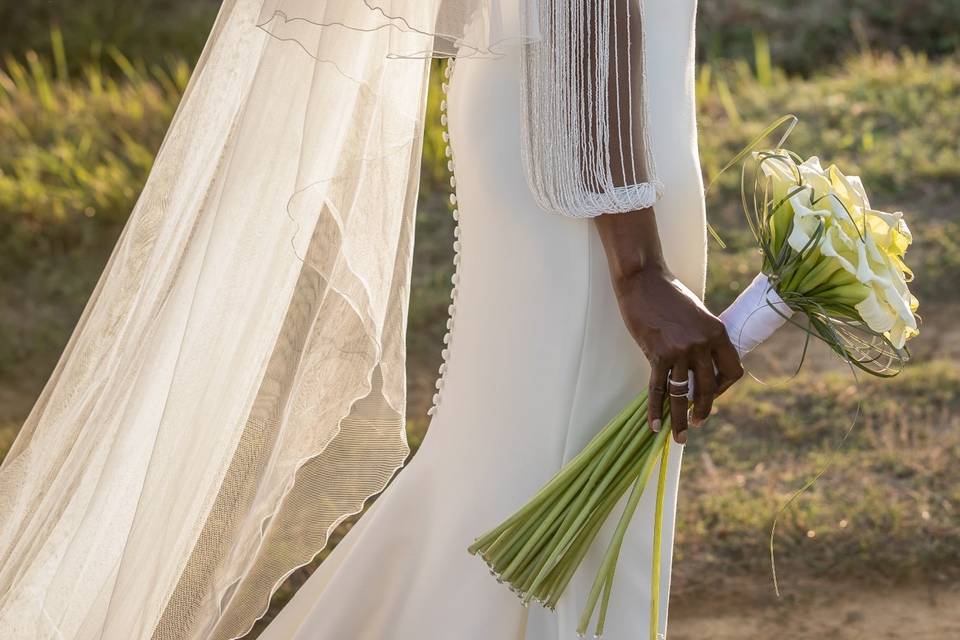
594,207,743,444
612,264,743,443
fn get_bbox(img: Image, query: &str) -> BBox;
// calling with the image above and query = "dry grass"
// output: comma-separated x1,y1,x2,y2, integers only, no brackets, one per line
674,361,960,596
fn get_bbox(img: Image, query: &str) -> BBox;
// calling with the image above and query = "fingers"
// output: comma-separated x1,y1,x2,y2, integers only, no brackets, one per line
648,360,669,433
690,349,719,427
648,326,745,445
713,340,745,396
669,360,689,444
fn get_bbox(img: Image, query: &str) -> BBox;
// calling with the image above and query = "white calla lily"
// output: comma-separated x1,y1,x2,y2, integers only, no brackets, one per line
756,151,919,349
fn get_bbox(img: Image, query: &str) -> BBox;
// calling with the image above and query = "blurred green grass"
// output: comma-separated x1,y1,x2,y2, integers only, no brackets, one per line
698,1,960,75
697,50,960,310
5,1,959,75
0,40,190,268
674,361,960,596
0,1,220,72
0,12,958,632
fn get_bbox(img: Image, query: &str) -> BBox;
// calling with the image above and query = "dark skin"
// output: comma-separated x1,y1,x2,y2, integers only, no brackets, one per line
589,1,744,444
594,210,743,444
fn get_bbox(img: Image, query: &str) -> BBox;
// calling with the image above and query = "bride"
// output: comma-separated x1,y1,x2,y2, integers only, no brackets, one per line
0,1,743,639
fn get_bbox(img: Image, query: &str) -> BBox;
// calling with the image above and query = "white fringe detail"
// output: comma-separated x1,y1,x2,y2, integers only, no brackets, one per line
519,0,663,218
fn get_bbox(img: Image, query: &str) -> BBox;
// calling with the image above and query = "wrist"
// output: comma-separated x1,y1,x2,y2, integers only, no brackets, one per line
594,207,669,289
610,255,670,293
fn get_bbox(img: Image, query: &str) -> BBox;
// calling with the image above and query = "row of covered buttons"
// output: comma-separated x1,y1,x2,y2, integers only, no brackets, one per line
428,57,460,419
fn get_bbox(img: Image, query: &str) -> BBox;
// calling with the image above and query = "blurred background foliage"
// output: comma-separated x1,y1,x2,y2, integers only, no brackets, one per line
0,2,958,638
0,0,220,72
698,1,960,74
4,0,960,73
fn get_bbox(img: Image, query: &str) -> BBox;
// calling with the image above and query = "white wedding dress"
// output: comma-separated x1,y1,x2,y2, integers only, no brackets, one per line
260,1,705,638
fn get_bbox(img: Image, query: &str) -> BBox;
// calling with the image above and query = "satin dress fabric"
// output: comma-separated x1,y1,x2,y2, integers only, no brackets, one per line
260,1,704,637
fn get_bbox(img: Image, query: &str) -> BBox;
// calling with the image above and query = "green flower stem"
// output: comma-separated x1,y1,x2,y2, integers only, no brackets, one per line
782,251,819,292
485,503,556,571
476,446,613,568
544,445,650,608
517,499,599,598
578,426,671,636
492,444,612,573
528,413,657,597
546,522,600,607
649,436,672,640
777,263,803,295
596,565,616,635
533,419,656,605
500,411,648,584
794,254,842,293
538,415,666,610
808,282,870,306
553,402,650,550
805,267,858,297
511,511,568,590
498,475,594,582
545,450,653,608
543,414,661,604
815,302,861,320
542,519,597,604
483,403,650,598
788,250,823,291
470,394,672,626
483,480,565,563
469,392,647,555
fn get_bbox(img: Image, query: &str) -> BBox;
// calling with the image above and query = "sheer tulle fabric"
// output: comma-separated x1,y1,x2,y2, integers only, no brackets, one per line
0,1,660,639
0,1,430,637
258,0,541,58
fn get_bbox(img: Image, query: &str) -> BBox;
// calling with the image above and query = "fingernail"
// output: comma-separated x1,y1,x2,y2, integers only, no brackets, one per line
675,431,687,445
651,419,661,433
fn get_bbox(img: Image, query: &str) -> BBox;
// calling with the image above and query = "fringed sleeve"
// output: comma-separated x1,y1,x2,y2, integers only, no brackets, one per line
520,0,663,218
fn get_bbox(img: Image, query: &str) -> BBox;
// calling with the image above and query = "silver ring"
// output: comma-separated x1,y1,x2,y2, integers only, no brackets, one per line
669,390,689,398
668,378,689,388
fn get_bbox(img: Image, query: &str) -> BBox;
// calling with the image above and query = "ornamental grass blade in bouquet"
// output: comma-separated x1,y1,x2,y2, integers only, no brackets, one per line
468,116,920,638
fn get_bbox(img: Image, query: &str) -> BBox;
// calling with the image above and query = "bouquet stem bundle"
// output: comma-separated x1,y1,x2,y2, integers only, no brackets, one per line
468,393,673,637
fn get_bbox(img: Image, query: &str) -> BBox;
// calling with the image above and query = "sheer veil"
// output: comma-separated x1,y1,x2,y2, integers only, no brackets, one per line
0,1,659,638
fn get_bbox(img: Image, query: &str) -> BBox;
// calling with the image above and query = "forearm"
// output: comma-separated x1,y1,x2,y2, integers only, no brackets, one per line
594,0,664,284
594,207,668,285
604,0,647,189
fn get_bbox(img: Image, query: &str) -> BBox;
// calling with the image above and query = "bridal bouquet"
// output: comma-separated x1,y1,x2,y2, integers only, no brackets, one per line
468,120,919,638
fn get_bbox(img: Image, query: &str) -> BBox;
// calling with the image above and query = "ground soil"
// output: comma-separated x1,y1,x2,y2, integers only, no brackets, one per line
670,577,960,640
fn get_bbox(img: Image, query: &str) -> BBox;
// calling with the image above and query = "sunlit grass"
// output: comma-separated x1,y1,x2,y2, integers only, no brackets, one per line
0,40,189,267
676,361,960,594
699,51,960,211
697,2,960,74
697,48,960,310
